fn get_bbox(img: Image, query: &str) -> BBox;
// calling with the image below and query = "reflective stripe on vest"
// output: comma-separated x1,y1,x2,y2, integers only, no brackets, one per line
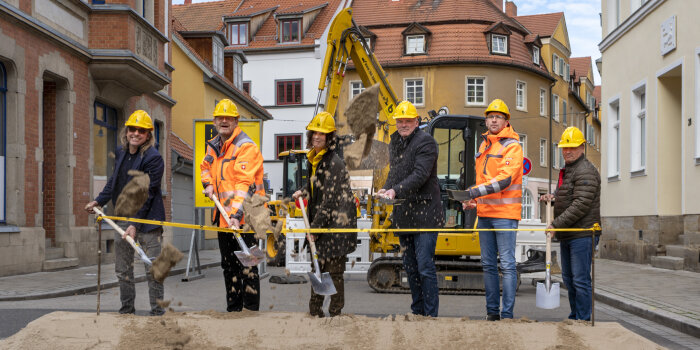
477,197,523,205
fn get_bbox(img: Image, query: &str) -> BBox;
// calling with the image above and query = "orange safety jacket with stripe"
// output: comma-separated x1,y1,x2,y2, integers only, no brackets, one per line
200,126,265,227
467,123,524,220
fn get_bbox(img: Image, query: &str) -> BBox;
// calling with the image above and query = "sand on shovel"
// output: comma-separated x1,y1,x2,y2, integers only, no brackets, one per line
343,84,380,169
240,193,283,240
151,243,184,283
114,170,150,217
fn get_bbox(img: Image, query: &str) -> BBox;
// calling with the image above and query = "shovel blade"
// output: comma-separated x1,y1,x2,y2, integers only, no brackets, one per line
234,250,264,267
535,281,560,309
308,271,337,296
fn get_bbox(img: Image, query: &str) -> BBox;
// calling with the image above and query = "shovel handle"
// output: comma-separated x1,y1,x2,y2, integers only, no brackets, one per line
545,201,553,265
92,207,141,255
208,193,252,255
297,199,322,276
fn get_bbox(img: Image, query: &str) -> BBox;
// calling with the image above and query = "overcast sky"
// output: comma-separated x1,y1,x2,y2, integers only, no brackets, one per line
171,0,603,84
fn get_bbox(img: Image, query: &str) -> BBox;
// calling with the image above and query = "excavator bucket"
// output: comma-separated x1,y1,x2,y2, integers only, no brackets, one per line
343,84,384,169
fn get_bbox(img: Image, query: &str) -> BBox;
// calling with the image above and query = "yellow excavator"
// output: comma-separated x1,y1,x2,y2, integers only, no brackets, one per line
269,8,546,293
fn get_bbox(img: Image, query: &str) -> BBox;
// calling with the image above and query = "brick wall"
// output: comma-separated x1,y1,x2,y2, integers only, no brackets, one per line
42,81,56,243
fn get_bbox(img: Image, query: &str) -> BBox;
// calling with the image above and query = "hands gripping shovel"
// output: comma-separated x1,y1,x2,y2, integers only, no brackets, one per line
297,198,337,296
92,207,155,266
209,193,265,267
536,200,560,309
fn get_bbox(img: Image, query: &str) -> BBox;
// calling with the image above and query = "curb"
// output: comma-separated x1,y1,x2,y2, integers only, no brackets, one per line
551,275,700,338
0,261,221,302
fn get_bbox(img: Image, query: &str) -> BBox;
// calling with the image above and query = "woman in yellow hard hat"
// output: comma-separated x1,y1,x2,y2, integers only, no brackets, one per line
85,110,166,316
293,111,357,317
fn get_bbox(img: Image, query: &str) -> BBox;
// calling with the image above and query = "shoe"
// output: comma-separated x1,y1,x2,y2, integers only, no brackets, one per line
486,314,500,321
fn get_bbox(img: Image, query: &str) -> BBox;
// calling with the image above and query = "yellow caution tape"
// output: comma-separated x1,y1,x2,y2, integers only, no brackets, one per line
97,215,602,235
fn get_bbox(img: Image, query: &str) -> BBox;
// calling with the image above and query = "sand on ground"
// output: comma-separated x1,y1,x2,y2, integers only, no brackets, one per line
0,311,665,350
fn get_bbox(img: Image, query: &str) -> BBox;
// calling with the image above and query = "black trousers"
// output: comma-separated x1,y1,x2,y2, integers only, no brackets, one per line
218,231,260,312
309,256,346,317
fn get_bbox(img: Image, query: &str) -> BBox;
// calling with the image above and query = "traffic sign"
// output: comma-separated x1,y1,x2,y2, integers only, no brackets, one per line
523,157,532,176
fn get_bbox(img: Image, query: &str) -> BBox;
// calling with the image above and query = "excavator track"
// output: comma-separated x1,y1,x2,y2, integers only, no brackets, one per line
367,257,490,295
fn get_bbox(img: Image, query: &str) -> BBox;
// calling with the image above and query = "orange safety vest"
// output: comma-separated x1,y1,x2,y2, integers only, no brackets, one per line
468,124,523,220
200,126,265,227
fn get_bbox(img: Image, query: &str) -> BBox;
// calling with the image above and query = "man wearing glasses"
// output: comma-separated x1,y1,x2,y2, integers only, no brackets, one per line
85,110,166,315
461,99,523,321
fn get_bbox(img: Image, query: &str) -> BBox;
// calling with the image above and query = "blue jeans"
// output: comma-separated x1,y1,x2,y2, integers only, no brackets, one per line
399,233,439,317
560,236,599,321
478,217,518,319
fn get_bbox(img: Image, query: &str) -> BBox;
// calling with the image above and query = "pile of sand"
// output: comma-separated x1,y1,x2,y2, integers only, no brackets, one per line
0,311,663,350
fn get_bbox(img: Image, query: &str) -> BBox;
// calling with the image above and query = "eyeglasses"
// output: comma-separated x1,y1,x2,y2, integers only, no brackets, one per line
485,115,506,121
127,126,149,134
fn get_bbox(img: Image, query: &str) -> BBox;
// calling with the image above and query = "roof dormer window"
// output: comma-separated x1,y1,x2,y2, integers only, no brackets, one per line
280,19,301,43
228,22,248,45
402,23,430,56
491,34,507,54
212,39,224,75
406,35,425,54
484,22,511,56
532,46,540,65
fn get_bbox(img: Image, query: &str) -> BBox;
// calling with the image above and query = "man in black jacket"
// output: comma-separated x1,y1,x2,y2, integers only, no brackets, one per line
540,126,601,321
377,101,444,317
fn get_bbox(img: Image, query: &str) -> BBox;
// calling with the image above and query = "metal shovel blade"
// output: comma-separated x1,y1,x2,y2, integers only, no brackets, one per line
307,271,336,296
234,249,264,267
536,281,560,309
134,243,154,266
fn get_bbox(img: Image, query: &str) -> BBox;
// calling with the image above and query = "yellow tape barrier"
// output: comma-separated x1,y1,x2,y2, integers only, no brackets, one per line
97,215,601,234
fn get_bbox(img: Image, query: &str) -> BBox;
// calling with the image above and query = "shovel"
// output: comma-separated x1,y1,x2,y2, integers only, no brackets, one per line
536,200,560,309
92,207,154,265
297,199,337,296
210,194,265,267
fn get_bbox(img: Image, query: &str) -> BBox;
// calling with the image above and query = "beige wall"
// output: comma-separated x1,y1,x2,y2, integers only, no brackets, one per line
600,0,700,216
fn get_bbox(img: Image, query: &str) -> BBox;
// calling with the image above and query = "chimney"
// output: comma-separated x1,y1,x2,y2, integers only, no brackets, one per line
184,0,191,4
506,1,517,17
490,0,503,11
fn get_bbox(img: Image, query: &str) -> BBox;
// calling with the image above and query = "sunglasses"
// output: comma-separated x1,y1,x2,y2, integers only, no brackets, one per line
127,126,149,134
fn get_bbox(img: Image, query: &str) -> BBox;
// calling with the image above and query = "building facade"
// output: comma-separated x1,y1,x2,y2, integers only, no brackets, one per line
600,0,700,270
0,0,174,276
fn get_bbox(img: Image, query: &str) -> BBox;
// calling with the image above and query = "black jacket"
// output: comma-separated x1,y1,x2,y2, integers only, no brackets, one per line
553,154,601,240
304,146,357,258
95,145,165,233
383,128,444,231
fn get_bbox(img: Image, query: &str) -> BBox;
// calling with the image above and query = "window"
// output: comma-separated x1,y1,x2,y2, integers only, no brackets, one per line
276,80,302,105
540,88,546,116
276,134,302,159
560,57,565,76
93,101,118,212
363,37,372,51
233,58,243,89
522,189,533,220
518,134,527,157
564,63,570,82
552,94,559,122
587,92,595,110
533,46,540,65
552,142,558,169
154,121,162,151
491,34,507,54
587,124,596,146
539,138,547,167
281,19,300,43
0,62,5,221
608,100,620,177
562,100,567,124
552,53,559,75
228,22,248,45
631,86,646,171
406,35,425,54
350,81,365,100
516,80,526,110
242,81,251,95
466,77,486,105
404,78,424,106
212,40,224,75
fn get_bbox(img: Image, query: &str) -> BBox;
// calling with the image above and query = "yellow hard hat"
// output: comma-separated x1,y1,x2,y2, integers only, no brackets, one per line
125,110,154,130
393,100,418,120
484,99,511,120
306,111,336,133
558,126,586,148
213,99,239,118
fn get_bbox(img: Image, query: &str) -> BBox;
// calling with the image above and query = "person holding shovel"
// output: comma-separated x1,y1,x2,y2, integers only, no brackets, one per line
85,110,166,316
461,99,523,321
539,127,601,321
293,111,357,317
377,100,444,317
201,99,266,312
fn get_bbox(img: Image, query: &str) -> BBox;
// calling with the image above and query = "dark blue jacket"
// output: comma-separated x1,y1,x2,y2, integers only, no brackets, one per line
95,145,165,232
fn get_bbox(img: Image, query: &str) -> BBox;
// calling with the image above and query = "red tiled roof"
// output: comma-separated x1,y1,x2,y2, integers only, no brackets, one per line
352,0,528,34
172,0,241,32
174,0,343,50
514,12,564,37
170,132,194,161
570,56,591,83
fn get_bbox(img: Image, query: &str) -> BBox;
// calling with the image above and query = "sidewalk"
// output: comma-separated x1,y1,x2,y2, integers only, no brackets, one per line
0,250,221,301
0,254,698,336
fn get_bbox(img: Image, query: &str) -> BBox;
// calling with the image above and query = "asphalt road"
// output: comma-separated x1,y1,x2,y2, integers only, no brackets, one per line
0,266,695,349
